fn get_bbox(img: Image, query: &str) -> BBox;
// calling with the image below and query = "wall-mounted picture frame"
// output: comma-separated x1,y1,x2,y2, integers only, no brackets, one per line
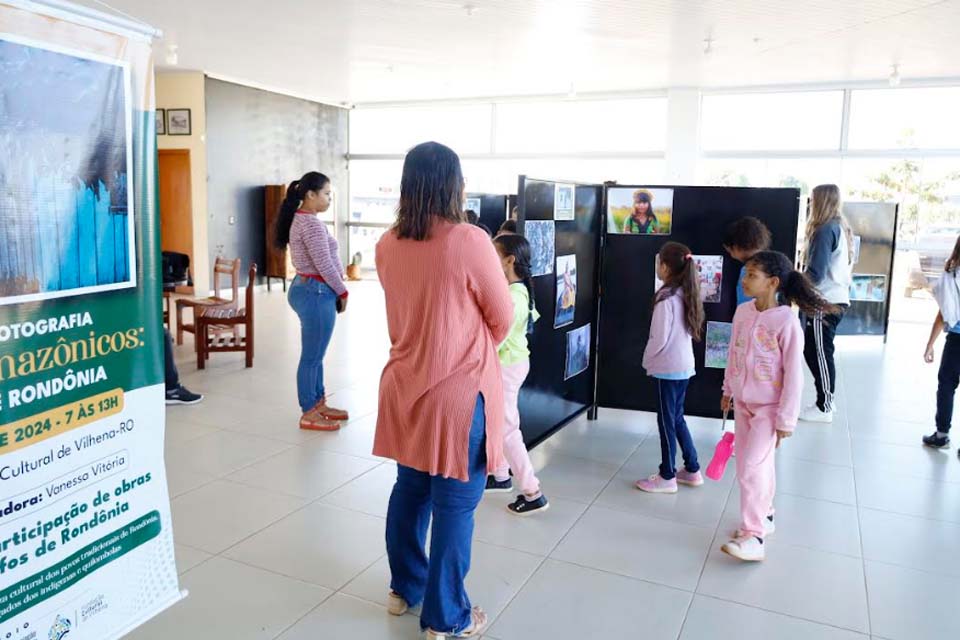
167,108,191,135
155,108,166,135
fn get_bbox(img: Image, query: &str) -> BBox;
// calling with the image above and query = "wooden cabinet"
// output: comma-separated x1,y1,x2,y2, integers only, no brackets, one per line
264,185,295,291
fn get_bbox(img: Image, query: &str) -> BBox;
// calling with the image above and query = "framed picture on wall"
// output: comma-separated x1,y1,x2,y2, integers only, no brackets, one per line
167,108,191,135
155,108,165,135
607,187,673,235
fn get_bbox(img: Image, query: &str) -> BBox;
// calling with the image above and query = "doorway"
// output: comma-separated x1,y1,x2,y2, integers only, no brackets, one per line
158,149,194,291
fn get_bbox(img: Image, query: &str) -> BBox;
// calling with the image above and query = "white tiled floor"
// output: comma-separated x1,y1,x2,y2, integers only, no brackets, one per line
128,282,958,640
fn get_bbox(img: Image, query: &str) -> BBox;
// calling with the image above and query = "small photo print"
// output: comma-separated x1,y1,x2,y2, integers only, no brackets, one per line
565,323,591,380
464,197,482,215
554,183,575,220
654,254,724,304
554,254,577,328
706,321,733,369
155,108,165,135
850,274,886,302
607,187,673,235
525,220,555,277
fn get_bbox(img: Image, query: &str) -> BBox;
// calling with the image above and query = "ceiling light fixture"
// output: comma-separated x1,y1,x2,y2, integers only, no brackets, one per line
889,64,901,87
703,36,714,56
165,43,178,66
464,4,477,17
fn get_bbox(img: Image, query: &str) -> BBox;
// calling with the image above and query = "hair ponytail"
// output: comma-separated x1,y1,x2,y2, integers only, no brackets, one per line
748,251,840,316
274,172,330,249
493,234,537,334
656,242,704,341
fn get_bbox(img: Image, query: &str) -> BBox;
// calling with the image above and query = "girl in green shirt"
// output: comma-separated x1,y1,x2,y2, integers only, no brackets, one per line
486,234,550,516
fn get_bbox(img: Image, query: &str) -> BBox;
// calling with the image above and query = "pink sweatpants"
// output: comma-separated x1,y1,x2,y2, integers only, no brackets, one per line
494,360,541,496
734,401,778,539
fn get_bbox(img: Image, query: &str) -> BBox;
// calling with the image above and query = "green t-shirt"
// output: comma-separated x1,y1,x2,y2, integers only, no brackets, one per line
498,282,541,366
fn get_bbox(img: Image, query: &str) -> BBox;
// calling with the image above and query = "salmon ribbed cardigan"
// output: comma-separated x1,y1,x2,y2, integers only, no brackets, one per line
373,221,513,481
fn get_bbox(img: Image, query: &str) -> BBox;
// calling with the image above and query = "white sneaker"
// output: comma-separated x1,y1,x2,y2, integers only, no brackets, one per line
722,535,765,562
799,406,833,423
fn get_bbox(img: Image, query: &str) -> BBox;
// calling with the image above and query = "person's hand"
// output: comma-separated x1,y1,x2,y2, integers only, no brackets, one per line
776,430,792,448
924,345,935,363
721,395,733,412
336,297,348,314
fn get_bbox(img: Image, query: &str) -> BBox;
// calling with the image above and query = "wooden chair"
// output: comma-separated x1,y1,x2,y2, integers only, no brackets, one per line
175,256,241,345
196,264,256,369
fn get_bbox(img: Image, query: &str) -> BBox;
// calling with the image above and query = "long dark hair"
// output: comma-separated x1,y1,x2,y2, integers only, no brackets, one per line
656,241,704,341
395,142,465,241
274,171,330,248
747,251,840,316
946,235,960,273
493,234,536,334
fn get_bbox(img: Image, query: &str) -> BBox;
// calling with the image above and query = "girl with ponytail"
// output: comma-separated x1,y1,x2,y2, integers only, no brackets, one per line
719,251,834,562
278,171,350,431
636,242,705,495
488,233,549,515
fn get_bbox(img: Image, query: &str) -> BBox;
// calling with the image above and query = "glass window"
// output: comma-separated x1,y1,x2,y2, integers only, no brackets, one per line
700,158,842,198
349,105,492,154
349,160,402,223
848,87,960,149
462,157,666,194
347,225,389,271
495,98,667,153
701,91,844,151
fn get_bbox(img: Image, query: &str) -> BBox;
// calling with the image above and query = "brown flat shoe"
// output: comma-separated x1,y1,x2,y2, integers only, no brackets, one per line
299,408,340,431
314,397,349,421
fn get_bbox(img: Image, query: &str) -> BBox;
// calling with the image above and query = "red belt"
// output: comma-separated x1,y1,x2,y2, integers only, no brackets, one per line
297,273,326,283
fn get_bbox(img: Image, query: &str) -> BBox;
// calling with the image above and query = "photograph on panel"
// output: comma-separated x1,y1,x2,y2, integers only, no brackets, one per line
654,254,723,303
554,254,577,328
554,183,575,220
607,187,673,235
849,274,887,302
706,321,733,369
526,220,556,277
565,323,591,380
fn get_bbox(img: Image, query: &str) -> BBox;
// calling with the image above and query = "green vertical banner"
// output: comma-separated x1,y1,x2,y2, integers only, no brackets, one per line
0,3,181,639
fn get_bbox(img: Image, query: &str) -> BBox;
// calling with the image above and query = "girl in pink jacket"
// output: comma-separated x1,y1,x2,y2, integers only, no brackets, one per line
636,242,705,494
720,251,837,562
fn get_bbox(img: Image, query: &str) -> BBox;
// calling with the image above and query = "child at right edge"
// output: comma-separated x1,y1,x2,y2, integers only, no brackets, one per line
720,251,836,562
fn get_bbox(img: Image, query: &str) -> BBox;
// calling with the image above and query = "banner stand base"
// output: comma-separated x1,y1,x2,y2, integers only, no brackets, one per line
104,590,189,640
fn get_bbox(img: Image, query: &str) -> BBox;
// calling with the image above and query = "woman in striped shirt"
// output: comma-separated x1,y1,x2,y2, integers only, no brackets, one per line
274,171,349,431
375,142,513,638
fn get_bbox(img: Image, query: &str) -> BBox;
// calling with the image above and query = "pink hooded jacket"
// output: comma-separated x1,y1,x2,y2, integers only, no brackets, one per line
722,301,805,432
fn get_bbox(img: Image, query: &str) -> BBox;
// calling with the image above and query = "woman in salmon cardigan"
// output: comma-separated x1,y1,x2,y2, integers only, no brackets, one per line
374,142,513,639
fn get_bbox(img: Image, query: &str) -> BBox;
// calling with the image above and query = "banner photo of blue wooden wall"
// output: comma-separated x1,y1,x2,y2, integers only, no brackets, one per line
0,34,135,306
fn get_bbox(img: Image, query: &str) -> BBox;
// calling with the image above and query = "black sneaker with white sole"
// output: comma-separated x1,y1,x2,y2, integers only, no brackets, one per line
506,494,549,516
165,385,204,405
485,476,513,493
923,432,950,449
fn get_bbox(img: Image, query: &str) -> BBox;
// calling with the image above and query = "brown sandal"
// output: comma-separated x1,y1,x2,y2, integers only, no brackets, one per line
299,408,341,431
314,397,349,421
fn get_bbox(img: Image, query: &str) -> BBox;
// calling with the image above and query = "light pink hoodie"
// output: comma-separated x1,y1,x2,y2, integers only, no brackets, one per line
722,301,805,432
642,290,695,378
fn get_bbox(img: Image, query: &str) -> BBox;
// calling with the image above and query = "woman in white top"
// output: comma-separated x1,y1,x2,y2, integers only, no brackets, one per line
800,184,853,423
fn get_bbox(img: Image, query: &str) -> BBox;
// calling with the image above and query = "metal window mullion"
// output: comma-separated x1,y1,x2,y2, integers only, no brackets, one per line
840,89,852,152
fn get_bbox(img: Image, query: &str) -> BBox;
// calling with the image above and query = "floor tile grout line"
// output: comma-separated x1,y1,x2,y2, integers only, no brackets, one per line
840,355,875,638
691,592,874,637
483,427,652,631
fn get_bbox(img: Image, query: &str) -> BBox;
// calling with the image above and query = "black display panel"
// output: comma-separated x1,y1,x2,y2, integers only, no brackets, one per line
466,192,508,236
837,202,898,338
596,185,801,419
517,177,603,447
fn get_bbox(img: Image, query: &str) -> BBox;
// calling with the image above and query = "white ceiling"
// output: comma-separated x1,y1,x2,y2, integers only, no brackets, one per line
78,0,960,104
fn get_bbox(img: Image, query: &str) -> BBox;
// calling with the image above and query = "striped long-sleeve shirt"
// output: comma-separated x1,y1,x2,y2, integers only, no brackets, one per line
289,212,348,297
373,221,514,481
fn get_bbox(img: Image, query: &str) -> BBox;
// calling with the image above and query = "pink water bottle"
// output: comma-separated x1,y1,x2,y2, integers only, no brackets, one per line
706,432,735,481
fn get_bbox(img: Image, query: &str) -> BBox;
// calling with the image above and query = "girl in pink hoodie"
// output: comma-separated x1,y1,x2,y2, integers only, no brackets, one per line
720,251,838,562
637,242,706,494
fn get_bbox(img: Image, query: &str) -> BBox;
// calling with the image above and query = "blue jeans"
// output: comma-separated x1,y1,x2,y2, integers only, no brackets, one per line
386,396,487,633
287,276,337,413
655,378,700,480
